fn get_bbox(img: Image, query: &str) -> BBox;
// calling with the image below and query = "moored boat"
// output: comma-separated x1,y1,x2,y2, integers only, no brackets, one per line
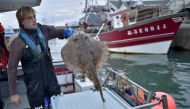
81,0,189,54
99,12,187,54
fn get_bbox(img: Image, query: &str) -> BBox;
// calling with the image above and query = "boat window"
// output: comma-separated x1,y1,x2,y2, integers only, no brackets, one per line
129,9,138,23
137,8,160,21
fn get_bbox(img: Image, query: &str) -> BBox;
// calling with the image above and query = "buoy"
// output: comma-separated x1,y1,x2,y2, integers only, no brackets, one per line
151,92,176,109
125,85,145,104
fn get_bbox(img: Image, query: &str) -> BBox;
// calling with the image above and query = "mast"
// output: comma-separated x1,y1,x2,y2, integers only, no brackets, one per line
84,0,89,24
84,0,88,13
82,0,111,30
107,0,110,11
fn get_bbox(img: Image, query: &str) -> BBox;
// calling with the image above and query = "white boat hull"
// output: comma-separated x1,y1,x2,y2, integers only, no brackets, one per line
109,40,172,54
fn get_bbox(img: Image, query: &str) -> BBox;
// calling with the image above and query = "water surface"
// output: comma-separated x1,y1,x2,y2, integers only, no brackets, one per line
107,50,190,109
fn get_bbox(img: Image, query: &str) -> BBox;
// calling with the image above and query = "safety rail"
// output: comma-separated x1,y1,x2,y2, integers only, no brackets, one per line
136,7,161,22
166,0,186,14
128,0,185,24
101,67,168,109
132,6,173,23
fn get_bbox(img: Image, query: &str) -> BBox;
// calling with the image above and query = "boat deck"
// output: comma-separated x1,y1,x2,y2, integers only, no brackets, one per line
0,67,164,109
51,88,132,109
2,82,133,109
1,80,30,109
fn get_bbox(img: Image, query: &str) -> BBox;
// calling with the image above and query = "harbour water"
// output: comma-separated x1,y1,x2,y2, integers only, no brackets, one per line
107,50,190,109
49,38,190,109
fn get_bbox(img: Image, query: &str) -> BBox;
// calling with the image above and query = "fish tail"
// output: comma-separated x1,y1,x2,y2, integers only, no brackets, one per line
95,82,105,102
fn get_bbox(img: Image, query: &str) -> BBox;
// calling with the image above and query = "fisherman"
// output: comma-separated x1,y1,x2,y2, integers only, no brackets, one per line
0,22,9,109
8,6,74,108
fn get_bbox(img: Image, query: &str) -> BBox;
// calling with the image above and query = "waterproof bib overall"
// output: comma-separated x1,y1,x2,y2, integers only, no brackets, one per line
19,26,60,108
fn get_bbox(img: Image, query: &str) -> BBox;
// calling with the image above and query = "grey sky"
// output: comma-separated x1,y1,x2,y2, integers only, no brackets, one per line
0,0,88,28
0,0,167,28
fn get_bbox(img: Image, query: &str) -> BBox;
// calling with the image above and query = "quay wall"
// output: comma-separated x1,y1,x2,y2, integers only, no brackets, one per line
171,18,190,50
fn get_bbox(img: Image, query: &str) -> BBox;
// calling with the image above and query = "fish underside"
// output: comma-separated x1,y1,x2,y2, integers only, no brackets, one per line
61,31,108,102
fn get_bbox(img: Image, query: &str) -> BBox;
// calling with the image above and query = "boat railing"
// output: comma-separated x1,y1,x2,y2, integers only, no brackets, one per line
101,67,165,109
166,0,186,14
134,6,174,22
129,0,185,24
135,7,161,22
126,7,163,25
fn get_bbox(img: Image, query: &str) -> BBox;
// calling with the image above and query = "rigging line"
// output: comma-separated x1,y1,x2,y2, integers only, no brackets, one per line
84,0,93,23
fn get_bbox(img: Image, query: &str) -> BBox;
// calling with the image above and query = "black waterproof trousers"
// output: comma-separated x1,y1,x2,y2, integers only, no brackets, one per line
21,50,60,108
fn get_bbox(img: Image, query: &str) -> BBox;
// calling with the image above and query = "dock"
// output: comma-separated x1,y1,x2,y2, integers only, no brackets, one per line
171,17,190,50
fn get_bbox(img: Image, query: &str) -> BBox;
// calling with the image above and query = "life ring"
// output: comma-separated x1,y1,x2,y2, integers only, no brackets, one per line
151,92,176,109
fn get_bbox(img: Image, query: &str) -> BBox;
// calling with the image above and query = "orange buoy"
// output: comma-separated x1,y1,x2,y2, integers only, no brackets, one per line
151,92,176,109
126,85,145,104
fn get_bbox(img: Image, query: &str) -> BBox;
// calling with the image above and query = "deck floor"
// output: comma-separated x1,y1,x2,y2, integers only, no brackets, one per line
51,88,131,109
1,80,30,109
1,81,133,109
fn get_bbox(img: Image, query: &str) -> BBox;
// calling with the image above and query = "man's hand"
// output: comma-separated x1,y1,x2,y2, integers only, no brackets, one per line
11,94,21,106
64,28,74,38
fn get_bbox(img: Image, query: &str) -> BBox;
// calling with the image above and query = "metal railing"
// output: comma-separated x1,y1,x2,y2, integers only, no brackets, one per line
128,0,185,24
101,67,167,109
166,0,186,13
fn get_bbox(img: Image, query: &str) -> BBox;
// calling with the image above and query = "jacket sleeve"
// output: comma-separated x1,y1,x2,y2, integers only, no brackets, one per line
40,24,67,40
8,38,23,96
0,46,8,69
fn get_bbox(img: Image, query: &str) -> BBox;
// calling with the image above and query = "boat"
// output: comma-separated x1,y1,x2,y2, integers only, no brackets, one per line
1,63,177,109
50,66,177,109
81,0,189,54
